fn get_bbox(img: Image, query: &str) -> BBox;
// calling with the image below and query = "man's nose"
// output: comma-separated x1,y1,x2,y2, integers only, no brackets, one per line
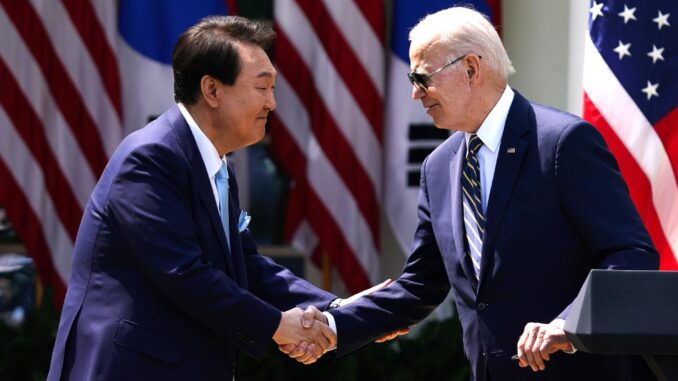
266,92,277,111
412,84,425,100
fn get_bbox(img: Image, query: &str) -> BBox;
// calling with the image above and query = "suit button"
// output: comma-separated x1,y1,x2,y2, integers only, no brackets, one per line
477,302,487,311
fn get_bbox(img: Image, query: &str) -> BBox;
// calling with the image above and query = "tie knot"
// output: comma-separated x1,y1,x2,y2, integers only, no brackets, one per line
216,161,228,181
468,134,483,155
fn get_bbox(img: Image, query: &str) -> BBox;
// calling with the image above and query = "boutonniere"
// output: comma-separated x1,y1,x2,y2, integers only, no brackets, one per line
238,211,251,233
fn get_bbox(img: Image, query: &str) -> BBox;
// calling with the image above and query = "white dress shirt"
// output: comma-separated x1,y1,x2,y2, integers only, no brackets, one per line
178,103,227,209
464,85,514,212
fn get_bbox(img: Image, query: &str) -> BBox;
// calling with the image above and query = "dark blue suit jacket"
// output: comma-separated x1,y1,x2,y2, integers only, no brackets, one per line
331,92,658,381
47,105,335,381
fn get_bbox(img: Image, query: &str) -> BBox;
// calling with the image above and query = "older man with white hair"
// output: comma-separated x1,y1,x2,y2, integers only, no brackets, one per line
292,6,658,381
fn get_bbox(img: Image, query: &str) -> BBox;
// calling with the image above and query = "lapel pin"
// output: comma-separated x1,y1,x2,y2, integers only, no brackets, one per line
506,147,516,154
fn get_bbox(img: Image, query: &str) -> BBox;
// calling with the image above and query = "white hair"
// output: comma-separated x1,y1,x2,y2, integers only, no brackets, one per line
409,6,515,79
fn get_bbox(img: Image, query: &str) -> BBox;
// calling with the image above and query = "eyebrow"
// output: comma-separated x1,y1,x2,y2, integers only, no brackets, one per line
257,71,275,79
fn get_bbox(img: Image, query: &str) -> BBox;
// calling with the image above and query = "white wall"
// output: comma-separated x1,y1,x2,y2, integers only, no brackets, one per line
503,0,589,115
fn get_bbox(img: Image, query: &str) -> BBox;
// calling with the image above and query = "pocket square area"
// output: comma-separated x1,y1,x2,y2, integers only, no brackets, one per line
238,211,251,233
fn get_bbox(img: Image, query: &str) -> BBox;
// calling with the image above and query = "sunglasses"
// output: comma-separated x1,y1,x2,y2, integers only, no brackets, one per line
407,54,481,91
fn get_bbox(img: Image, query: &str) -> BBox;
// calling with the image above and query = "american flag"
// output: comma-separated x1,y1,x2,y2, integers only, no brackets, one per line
271,0,385,293
0,0,234,304
583,0,678,269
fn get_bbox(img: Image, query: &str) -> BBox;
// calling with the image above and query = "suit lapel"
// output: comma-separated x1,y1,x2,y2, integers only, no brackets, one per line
198,191,237,275
449,137,479,291
227,181,248,288
167,106,237,277
478,93,531,289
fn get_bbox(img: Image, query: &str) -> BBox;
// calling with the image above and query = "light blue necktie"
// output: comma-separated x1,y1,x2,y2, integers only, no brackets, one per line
215,161,230,250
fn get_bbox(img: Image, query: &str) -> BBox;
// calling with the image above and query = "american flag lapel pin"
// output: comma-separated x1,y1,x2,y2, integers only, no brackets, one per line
506,147,516,154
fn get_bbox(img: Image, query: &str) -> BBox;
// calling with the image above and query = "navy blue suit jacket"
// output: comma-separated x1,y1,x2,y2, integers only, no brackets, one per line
47,106,335,381
331,92,658,381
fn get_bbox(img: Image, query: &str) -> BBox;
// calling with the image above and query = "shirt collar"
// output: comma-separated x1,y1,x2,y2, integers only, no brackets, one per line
465,85,515,153
178,103,226,179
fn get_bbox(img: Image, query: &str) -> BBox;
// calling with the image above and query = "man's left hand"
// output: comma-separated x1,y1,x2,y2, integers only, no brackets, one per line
516,321,574,372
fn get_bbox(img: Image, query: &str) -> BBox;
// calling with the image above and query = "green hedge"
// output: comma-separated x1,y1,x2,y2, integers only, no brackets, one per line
0,288,59,381
0,292,468,380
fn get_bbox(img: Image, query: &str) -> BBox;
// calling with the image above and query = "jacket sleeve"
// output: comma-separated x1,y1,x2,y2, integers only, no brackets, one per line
553,121,659,320
330,156,451,356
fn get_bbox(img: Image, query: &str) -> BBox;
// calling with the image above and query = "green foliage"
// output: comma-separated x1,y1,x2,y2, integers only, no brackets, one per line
240,313,469,381
0,288,59,381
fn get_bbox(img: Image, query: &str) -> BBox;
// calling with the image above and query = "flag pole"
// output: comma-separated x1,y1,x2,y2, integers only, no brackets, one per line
322,251,332,291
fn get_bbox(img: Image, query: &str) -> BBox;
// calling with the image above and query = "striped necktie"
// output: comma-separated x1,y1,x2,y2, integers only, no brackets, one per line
461,134,484,279
215,162,231,250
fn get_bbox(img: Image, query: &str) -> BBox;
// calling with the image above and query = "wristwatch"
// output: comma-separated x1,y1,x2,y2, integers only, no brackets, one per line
328,298,343,310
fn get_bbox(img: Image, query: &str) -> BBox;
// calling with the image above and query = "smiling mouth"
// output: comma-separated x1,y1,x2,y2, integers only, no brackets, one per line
425,104,438,113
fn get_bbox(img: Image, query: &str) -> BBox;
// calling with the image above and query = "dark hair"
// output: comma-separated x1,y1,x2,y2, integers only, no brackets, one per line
172,15,276,104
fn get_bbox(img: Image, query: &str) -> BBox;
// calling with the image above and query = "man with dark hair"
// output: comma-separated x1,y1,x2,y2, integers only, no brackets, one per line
47,16,338,381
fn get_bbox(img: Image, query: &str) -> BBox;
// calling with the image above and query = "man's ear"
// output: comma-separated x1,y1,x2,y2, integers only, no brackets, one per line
200,75,219,107
465,54,481,81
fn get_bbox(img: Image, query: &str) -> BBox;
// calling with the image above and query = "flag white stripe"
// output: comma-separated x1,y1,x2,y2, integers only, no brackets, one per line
88,0,119,54
321,0,384,96
0,106,73,283
275,0,382,194
583,34,678,259
0,7,95,208
291,220,319,258
276,73,380,282
30,0,122,156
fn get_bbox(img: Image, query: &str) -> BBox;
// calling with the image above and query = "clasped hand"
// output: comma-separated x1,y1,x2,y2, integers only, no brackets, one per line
276,279,411,365
272,307,336,365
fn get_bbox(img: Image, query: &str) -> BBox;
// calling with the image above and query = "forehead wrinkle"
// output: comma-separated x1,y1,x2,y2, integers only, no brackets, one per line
410,38,443,72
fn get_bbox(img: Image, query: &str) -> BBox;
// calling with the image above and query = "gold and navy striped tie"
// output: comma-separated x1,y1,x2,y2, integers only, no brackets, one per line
461,134,484,278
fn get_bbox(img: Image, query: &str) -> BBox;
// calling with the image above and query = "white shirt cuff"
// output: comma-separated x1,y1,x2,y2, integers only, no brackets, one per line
323,311,337,350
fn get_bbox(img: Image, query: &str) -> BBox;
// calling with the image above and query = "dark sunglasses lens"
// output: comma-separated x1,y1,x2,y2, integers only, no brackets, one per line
407,73,427,90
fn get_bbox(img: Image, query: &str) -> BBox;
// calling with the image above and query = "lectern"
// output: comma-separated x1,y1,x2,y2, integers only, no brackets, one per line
564,270,678,381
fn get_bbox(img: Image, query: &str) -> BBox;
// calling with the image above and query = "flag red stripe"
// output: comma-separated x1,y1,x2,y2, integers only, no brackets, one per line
1,0,108,176
485,0,503,36
353,0,385,42
0,160,67,304
269,117,371,292
275,30,380,242
651,106,678,181
60,0,123,120
296,0,383,139
0,59,83,241
583,93,677,270
269,115,306,240
225,0,237,14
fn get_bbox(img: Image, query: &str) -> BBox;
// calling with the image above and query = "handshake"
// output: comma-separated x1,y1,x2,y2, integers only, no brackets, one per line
271,280,410,365
272,305,336,364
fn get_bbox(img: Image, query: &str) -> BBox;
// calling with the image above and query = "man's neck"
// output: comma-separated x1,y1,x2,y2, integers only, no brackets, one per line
184,103,229,157
467,80,507,133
